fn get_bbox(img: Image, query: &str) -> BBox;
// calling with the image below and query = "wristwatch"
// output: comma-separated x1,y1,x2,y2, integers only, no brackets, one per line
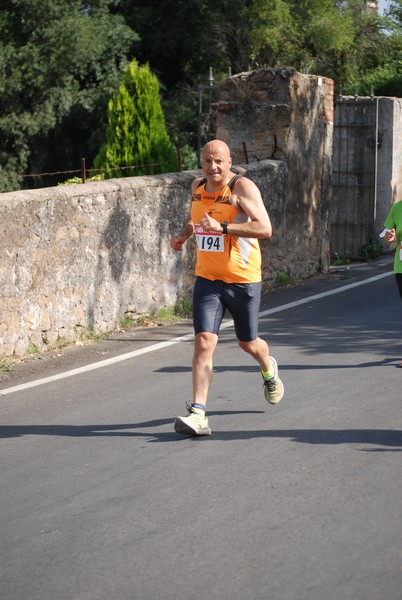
220,221,229,235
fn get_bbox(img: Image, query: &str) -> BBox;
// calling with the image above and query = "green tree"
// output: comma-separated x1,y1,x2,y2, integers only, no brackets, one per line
359,0,402,96
118,0,401,151
93,59,178,178
247,0,386,92
116,0,255,157
1,0,400,193
0,0,137,191
389,0,402,23
117,0,226,89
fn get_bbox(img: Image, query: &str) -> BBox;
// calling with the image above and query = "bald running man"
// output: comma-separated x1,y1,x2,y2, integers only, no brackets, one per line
170,140,284,436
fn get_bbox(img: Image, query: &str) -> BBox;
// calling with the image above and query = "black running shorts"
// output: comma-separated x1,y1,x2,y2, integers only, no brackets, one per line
192,276,262,342
395,273,402,301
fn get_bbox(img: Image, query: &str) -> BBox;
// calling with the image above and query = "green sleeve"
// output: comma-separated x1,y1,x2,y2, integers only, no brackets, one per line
384,207,396,230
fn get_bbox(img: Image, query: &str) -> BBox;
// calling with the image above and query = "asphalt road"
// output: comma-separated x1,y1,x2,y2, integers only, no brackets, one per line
1,257,401,600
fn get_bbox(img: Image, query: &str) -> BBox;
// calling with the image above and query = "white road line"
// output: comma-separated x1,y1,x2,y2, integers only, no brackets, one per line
0,271,393,396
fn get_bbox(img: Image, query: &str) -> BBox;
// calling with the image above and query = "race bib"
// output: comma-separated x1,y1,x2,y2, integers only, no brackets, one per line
195,224,224,252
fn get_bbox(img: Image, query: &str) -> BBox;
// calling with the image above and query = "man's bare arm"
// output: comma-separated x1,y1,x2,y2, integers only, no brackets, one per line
199,177,272,239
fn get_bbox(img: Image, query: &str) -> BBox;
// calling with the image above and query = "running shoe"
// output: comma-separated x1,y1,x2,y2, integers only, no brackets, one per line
263,356,284,404
174,404,212,436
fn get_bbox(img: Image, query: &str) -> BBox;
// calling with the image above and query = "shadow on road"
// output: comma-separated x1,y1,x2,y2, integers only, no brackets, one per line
1,415,401,450
156,358,402,373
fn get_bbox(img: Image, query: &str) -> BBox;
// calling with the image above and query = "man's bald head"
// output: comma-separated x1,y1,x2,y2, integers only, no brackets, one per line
202,140,231,161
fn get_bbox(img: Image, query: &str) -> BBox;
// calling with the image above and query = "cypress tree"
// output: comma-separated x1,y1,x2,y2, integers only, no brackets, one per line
93,59,177,178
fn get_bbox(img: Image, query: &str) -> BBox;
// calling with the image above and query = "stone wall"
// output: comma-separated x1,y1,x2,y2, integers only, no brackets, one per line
216,67,334,277
0,67,333,357
0,161,288,356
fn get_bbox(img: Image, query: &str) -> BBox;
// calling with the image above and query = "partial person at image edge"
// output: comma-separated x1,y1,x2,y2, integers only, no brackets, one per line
383,199,402,367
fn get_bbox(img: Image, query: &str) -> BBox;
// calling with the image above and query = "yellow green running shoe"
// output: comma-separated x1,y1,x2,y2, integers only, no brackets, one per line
263,356,284,405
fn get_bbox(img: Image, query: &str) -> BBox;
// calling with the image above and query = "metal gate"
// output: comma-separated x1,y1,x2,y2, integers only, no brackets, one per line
331,98,379,259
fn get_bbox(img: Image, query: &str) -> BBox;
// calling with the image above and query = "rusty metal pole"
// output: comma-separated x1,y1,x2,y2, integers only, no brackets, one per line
81,157,86,183
242,142,249,164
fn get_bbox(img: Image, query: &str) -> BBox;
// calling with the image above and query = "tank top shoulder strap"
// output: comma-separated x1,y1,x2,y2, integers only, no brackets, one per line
228,174,242,191
195,175,241,192
195,177,207,189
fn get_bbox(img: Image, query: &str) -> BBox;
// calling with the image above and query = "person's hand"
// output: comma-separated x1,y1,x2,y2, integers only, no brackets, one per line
384,229,396,244
170,235,186,251
199,212,221,233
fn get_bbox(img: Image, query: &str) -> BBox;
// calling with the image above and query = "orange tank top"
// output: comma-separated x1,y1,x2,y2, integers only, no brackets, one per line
191,176,262,283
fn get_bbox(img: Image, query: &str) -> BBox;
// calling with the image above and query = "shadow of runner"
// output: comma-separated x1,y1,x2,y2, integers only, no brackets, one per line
0,411,262,439
1,419,401,449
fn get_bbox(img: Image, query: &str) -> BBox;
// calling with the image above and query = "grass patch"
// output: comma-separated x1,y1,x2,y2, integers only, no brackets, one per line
276,272,291,286
59,174,105,185
27,342,40,355
0,359,14,373
332,253,352,266
122,299,192,329
121,315,136,329
359,240,382,262
76,326,105,345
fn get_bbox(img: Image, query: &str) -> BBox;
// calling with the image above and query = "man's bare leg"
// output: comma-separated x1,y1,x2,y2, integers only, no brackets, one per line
238,337,270,372
192,332,219,406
